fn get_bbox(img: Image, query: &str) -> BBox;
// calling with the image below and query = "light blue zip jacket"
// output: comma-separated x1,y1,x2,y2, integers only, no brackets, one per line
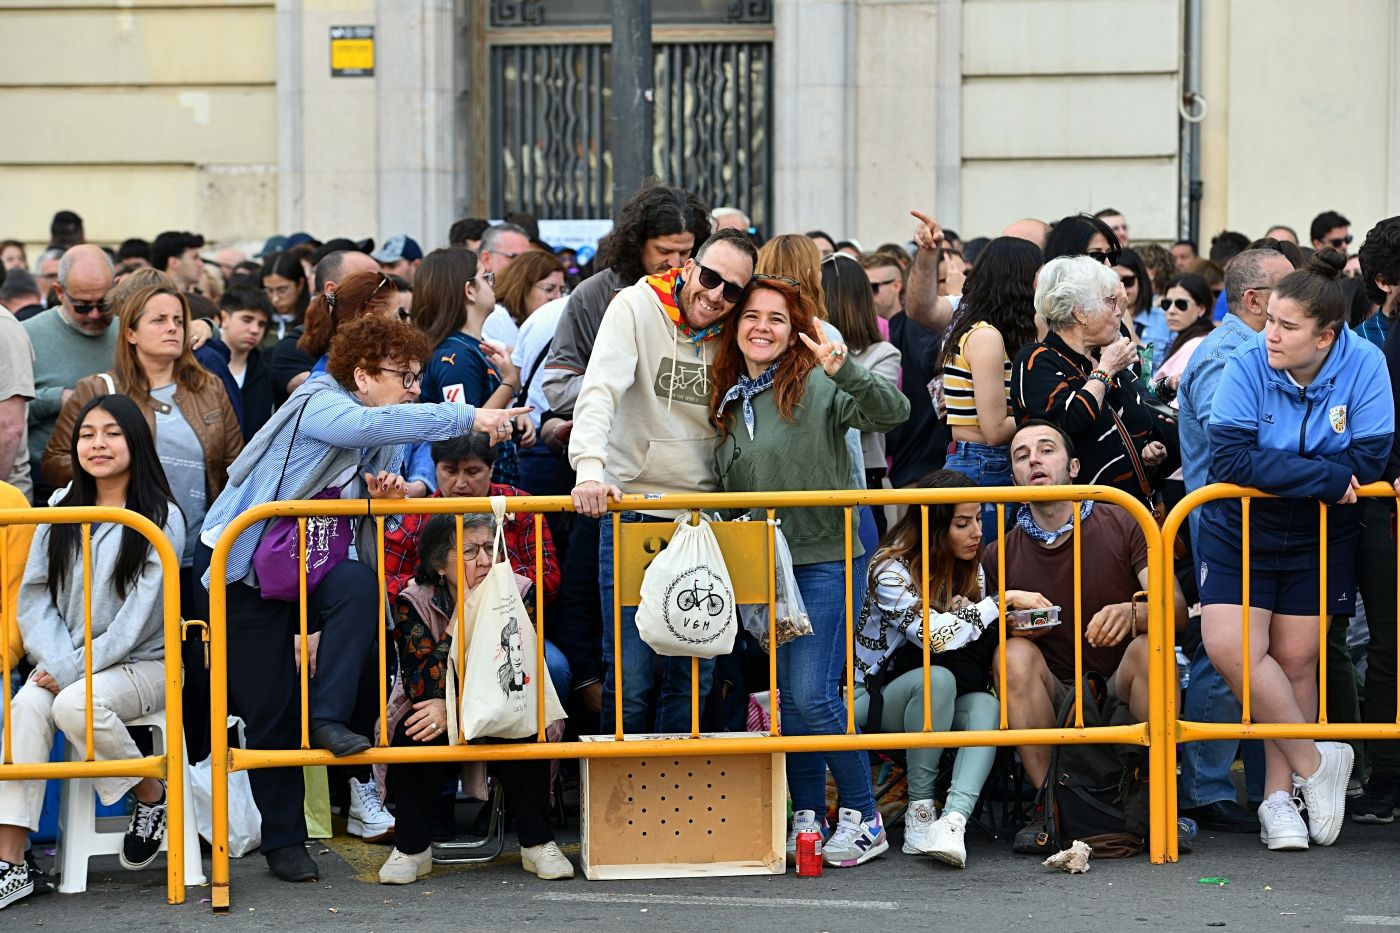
1201,325,1393,549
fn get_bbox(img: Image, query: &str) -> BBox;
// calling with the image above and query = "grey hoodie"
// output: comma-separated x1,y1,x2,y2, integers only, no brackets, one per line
19,509,186,689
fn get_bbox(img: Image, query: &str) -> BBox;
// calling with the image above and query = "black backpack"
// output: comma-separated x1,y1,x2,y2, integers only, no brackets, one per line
1041,672,1150,858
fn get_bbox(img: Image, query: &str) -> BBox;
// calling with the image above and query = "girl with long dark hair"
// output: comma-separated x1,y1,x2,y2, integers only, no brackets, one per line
711,276,909,869
1,395,183,908
938,237,1043,524
260,250,311,345
852,470,1048,868
1155,273,1216,387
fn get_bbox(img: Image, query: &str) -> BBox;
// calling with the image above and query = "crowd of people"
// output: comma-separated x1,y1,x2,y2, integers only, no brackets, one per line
1,193,1399,909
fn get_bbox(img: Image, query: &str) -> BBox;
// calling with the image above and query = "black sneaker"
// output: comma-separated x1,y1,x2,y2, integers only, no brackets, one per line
22,852,54,896
1352,774,1400,824
120,787,168,870
1013,802,1055,855
0,860,34,911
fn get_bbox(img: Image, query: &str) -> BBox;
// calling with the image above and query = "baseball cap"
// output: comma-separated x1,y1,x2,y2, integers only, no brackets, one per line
372,235,423,264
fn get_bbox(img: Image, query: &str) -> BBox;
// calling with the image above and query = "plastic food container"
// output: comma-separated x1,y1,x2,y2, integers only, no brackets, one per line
1007,606,1062,629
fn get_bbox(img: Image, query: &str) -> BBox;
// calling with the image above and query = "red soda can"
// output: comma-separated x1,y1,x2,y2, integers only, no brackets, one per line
795,831,823,877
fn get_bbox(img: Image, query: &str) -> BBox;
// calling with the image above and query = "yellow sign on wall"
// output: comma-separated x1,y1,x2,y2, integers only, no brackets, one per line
330,25,374,77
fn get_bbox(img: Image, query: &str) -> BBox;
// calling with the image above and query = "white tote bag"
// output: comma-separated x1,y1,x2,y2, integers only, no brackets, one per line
635,514,738,659
446,497,567,741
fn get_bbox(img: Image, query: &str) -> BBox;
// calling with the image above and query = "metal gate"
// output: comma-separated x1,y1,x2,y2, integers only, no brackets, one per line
485,2,773,228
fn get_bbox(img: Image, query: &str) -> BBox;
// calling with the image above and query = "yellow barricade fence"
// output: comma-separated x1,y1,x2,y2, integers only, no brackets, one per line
1159,481,1400,863
0,506,189,905
206,483,1169,910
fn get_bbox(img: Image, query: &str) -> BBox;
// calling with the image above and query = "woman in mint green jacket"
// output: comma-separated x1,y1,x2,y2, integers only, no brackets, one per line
710,274,909,869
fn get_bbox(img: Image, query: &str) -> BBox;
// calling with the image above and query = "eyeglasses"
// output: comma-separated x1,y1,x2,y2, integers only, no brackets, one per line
695,264,748,303
1159,298,1193,311
458,542,487,562
533,281,566,299
869,277,899,295
1326,235,1354,249
264,284,295,299
1086,250,1118,266
1101,294,1121,310
379,366,423,389
476,271,496,288
1118,273,1137,289
752,273,799,290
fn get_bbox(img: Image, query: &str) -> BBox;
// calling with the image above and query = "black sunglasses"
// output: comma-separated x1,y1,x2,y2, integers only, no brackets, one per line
1086,250,1119,266
869,278,900,295
1160,298,1193,311
1327,235,1354,249
1118,273,1137,289
696,264,748,303
752,273,799,291
69,298,110,317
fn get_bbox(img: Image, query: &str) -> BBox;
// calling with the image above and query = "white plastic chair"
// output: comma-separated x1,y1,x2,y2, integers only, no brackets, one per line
53,709,206,893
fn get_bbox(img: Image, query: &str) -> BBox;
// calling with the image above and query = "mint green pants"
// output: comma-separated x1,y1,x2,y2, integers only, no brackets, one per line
852,667,1000,818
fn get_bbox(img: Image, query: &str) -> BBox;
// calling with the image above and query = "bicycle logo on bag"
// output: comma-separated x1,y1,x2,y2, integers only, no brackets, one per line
662,566,733,645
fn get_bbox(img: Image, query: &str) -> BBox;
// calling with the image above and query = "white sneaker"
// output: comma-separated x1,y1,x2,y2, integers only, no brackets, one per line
823,808,888,867
521,841,575,880
1295,741,1354,846
1257,791,1309,851
378,847,431,884
348,777,395,843
786,808,821,857
901,799,937,855
927,811,968,868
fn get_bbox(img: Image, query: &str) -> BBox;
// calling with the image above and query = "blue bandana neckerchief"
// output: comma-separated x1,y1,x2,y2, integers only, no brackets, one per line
717,362,779,440
1016,500,1094,546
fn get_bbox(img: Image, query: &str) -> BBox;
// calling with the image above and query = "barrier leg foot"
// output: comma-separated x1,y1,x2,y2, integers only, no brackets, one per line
212,884,230,912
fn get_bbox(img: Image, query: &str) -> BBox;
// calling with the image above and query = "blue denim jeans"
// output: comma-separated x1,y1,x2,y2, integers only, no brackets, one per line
780,557,876,820
1178,641,1265,808
543,639,572,699
598,512,715,735
943,440,1012,530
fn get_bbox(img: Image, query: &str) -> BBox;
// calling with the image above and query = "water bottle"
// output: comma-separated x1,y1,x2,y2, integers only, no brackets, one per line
1176,646,1191,691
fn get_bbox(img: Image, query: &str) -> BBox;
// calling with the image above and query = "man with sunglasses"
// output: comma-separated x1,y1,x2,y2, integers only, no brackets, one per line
21,244,118,503
1310,210,1353,257
569,227,756,735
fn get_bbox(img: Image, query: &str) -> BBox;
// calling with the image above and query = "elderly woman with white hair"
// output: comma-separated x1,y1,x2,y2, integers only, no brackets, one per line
1009,255,1175,506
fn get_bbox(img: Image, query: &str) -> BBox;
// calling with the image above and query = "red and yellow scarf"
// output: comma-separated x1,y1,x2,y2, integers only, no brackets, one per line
646,268,725,344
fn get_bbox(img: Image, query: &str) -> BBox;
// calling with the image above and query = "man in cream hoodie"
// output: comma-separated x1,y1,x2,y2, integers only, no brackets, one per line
570,227,756,734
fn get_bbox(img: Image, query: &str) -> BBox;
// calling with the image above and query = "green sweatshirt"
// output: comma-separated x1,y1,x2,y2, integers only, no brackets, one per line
21,308,118,471
716,360,909,565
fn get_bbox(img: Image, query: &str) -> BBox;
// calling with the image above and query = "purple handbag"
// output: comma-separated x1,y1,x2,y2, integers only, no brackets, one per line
249,399,355,602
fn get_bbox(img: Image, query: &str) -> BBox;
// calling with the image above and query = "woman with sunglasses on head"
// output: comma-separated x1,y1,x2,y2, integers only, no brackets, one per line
937,236,1043,528
197,314,530,884
1198,250,1392,852
852,470,1049,869
1,394,183,909
415,248,532,487
376,513,573,886
711,275,909,869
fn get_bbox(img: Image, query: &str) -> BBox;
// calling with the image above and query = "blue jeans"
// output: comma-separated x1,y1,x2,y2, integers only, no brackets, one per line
1178,641,1265,808
943,440,1011,530
543,639,572,699
598,511,715,735
780,557,876,820
856,505,879,561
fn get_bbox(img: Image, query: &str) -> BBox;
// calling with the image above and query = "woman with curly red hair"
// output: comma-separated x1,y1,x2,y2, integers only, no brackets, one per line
710,275,909,868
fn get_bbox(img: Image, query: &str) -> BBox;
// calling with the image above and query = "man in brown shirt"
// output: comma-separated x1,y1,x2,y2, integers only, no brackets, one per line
983,421,1186,837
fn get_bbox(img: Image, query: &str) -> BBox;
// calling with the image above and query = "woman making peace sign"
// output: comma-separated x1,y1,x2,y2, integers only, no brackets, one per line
710,274,909,868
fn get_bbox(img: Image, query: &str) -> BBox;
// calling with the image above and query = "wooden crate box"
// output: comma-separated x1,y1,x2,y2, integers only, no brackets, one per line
579,734,785,880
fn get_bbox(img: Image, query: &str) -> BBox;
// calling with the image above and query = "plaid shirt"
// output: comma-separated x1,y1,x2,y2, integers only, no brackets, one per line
381,485,561,602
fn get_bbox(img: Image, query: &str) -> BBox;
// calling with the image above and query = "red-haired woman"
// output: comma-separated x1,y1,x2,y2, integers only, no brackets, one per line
710,275,909,868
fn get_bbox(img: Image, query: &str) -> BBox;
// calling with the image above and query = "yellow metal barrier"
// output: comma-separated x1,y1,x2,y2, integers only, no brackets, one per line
0,507,188,905
1160,482,1400,863
206,483,1167,909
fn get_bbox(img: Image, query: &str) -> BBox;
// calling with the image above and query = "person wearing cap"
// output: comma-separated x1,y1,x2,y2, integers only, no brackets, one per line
374,236,424,283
